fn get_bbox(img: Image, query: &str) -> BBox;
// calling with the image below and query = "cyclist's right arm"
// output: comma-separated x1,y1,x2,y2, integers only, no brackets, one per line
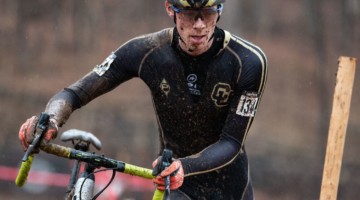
45,69,132,127
45,36,151,127
19,32,161,151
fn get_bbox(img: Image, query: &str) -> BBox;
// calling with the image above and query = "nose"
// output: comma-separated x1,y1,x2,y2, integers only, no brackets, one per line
193,17,206,29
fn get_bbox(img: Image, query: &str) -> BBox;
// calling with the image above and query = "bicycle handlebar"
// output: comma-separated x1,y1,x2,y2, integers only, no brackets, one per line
21,142,155,179
16,142,166,199
15,111,167,199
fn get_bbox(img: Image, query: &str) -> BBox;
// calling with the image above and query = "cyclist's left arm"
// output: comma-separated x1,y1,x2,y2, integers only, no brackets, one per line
180,53,268,176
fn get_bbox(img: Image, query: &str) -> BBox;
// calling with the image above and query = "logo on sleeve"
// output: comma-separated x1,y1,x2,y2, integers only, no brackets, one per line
93,52,116,76
160,78,171,96
236,91,259,117
211,83,232,107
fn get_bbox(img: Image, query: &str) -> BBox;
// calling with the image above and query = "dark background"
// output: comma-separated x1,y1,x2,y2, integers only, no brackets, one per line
0,0,359,199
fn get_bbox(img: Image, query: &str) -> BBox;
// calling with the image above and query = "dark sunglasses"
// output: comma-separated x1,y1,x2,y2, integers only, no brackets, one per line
171,4,223,14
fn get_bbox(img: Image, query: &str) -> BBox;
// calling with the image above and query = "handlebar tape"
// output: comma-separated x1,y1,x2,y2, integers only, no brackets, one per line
152,189,165,200
124,163,154,179
15,154,34,187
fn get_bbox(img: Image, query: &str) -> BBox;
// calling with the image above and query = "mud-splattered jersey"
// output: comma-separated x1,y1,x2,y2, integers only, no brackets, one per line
46,27,267,199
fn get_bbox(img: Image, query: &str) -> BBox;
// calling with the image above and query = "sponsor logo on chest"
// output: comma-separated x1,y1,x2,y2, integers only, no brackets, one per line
211,83,232,107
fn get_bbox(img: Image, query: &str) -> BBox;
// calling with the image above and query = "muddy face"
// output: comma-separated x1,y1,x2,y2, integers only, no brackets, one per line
176,11,218,56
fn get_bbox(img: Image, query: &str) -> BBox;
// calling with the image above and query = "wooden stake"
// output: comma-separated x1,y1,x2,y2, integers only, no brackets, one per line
320,56,356,200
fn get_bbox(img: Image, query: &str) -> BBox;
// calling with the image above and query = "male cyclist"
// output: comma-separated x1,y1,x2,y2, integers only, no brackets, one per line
19,0,267,199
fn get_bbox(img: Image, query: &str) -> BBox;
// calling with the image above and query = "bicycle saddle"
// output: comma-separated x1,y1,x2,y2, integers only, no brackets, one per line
60,129,102,150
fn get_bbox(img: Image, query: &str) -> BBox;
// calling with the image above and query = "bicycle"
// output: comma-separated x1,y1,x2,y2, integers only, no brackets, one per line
15,112,173,200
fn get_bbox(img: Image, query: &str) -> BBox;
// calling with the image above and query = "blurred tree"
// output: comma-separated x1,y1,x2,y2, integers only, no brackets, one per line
340,0,360,56
238,0,260,34
72,0,102,53
15,0,61,73
16,0,35,74
304,0,330,158
240,0,269,35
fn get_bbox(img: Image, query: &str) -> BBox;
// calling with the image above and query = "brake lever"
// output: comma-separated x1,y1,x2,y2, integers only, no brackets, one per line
160,149,173,200
22,112,50,161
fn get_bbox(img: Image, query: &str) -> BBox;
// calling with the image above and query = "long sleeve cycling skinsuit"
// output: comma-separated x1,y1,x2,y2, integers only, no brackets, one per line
45,27,267,199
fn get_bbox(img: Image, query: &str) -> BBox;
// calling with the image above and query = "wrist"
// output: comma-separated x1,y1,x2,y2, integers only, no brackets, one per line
179,158,190,175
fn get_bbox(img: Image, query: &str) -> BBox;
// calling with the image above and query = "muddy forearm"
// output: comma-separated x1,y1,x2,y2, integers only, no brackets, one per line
45,71,126,127
45,89,81,127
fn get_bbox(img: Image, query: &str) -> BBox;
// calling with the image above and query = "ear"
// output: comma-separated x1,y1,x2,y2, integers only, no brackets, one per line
165,1,175,18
